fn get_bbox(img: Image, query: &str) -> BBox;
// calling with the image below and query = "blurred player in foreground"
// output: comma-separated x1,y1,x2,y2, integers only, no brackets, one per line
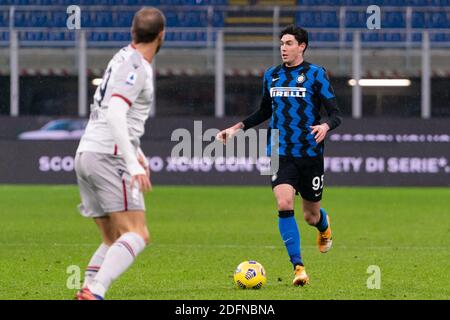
74,7,165,300
217,25,342,286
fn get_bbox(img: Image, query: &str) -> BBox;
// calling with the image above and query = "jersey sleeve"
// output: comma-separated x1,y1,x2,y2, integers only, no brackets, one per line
242,72,273,130
110,57,147,107
314,67,342,131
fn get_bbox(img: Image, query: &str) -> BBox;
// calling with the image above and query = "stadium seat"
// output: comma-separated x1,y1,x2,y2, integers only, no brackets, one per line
312,32,339,42
0,11,9,28
0,31,9,41
383,11,406,28
431,32,450,41
412,12,425,28
345,11,366,28
1,2,448,46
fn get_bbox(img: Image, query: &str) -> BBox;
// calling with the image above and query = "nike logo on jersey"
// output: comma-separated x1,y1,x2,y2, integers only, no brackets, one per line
272,77,280,82
315,192,322,197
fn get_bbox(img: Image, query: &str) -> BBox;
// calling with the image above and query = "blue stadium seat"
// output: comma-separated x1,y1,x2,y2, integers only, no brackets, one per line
297,0,447,5
24,31,44,41
165,12,178,27
296,11,338,28
297,0,339,5
311,32,339,42
345,11,366,28
2,2,448,46
18,31,74,42
0,32,10,42
359,32,404,42
413,11,450,28
115,11,134,27
51,11,68,28
95,12,113,28
111,32,131,41
2,0,229,5
429,12,449,28
383,32,404,41
412,12,425,28
383,12,406,28
412,32,423,42
0,11,9,28
14,11,26,27
88,32,109,42
213,11,225,27
431,32,450,41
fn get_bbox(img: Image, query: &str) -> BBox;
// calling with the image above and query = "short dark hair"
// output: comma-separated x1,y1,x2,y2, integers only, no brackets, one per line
131,7,166,44
280,24,308,52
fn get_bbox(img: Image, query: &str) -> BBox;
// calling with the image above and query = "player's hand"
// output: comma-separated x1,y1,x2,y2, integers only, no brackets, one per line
137,153,150,178
310,123,330,144
216,127,238,145
130,174,151,193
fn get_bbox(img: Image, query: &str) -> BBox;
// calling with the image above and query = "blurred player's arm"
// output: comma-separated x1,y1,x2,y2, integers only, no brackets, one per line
310,67,343,143
106,98,150,192
137,147,150,178
216,77,272,144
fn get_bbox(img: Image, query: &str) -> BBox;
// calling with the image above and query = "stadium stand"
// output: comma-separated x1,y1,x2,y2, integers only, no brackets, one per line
0,1,449,45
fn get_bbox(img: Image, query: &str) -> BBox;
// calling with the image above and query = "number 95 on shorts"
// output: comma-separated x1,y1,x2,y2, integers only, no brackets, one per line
271,156,325,202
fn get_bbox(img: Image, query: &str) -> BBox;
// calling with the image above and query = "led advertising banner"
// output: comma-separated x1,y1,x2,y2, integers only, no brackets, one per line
1,118,449,186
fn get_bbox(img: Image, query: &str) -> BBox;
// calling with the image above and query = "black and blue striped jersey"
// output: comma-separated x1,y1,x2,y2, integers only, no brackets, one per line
243,61,342,158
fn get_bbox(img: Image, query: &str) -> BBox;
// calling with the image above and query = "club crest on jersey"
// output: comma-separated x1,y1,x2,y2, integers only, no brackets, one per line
117,169,125,178
125,72,137,86
270,87,306,98
297,73,306,84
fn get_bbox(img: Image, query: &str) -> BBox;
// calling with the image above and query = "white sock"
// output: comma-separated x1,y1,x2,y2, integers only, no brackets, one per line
82,243,110,288
88,232,146,298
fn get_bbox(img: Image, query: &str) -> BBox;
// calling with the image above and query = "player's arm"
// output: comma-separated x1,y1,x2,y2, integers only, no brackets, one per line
106,98,150,192
137,147,150,176
106,63,150,192
310,67,343,143
216,76,272,144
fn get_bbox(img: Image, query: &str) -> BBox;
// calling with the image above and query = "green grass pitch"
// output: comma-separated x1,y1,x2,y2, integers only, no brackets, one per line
0,185,449,300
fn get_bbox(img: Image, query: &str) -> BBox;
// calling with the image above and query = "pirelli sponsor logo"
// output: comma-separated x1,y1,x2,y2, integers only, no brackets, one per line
270,87,306,98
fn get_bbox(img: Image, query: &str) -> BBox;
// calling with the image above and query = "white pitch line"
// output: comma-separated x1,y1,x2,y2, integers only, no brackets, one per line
1,243,448,250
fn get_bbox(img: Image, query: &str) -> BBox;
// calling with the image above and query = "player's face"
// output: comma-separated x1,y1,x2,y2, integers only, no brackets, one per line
280,34,305,66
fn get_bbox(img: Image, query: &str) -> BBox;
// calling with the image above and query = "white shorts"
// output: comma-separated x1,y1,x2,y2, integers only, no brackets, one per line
75,152,146,218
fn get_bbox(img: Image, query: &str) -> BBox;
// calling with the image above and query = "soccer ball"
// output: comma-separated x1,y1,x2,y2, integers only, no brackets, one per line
233,261,267,289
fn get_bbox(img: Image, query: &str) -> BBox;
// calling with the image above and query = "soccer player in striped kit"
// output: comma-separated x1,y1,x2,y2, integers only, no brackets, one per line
74,7,165,299
217,25,342,286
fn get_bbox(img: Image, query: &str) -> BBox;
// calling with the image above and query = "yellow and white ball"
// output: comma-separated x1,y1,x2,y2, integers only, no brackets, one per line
233,261,267,289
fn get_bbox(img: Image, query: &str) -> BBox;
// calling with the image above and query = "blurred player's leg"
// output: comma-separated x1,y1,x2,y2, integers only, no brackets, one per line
82,217,119,288
82,243,109,288
303,200,332,253
87,210,149,299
